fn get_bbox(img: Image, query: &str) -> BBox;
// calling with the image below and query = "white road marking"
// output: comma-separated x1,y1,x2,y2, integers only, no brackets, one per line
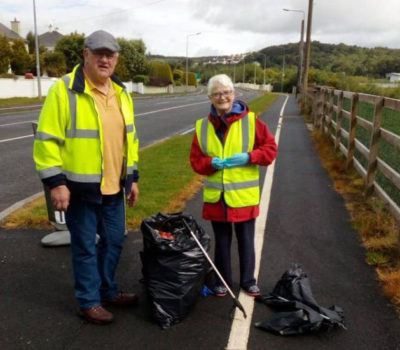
0,134,33,143
226,94,289,350
136,100,209,117
0,120,36,127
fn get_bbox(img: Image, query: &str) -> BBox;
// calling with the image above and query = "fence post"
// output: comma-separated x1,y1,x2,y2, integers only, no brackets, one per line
326,89,334,136
320,88,327,132
335,91,344,150
312,88,318,127
346,93,359,169
365,97,384,196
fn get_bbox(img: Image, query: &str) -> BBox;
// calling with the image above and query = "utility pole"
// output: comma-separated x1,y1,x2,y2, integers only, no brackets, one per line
302,0,314,108
33,0,42,99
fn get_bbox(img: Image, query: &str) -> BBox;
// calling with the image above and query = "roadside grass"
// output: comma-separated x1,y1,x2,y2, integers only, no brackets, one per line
0,92,278,231
311,129,400,312
0,97,43,108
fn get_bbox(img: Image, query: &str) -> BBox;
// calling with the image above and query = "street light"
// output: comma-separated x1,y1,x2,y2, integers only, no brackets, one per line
283,8,305,95
186,32,201,91
258,52,267,87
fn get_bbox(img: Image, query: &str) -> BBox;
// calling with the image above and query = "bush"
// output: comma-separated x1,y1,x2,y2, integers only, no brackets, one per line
0,73,16,79
187,72,197,87
133,75,149,84
173,69,184,83
148,61,173,85
43,51,67,77
149,76,170,87
174,81,182,86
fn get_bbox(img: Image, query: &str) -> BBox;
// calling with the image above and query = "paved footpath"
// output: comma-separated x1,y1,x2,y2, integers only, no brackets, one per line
0,95,399,349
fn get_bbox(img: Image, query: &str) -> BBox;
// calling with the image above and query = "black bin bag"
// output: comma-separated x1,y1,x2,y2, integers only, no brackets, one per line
140,213,210,329
255,264,345,335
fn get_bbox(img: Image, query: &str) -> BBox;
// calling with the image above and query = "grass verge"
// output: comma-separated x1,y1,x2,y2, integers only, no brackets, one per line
0,97,43,108
0,92,278,231
311,128,400,312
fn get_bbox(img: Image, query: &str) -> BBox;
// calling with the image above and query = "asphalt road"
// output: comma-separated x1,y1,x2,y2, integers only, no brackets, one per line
1,94,399,349
0,89,258,213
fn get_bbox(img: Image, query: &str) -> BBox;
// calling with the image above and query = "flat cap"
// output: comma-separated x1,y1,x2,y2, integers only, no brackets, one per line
84,30,120,52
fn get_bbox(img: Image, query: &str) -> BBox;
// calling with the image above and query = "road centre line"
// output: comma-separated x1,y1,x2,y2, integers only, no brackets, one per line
136,100,209,117
226,94,288,350
0,120,36,127
0,134,33,143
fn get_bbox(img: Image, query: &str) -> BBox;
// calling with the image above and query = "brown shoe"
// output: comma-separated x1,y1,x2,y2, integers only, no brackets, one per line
77,305,113,325
102,291,139,307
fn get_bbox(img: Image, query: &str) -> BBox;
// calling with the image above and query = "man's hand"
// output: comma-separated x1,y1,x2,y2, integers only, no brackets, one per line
127,182,139,207
50,185,70,211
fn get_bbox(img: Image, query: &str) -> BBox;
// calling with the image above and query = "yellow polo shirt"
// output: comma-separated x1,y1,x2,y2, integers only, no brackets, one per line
86,77,125,195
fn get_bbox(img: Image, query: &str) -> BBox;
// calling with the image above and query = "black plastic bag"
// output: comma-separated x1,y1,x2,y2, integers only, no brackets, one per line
255,264,345,335
140,212,210,329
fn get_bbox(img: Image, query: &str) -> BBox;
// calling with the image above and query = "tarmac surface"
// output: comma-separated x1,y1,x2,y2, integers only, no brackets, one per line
1,95,399,349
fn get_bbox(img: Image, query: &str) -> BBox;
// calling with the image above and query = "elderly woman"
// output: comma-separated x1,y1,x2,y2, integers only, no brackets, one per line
190,74,277,297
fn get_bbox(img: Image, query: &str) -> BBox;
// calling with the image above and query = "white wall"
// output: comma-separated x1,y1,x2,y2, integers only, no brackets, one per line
0,77,58,98
0,78,198,98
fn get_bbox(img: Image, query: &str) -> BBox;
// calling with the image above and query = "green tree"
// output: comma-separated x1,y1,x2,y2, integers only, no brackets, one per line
43,51,67,77
10,39,30,75
117,38,147,79
55,32,85,72
0,35,12,74
114,55,130,81
26,31,35,54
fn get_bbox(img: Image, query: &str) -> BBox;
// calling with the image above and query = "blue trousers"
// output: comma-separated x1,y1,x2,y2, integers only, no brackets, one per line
66,192,125,309
211,219,256,289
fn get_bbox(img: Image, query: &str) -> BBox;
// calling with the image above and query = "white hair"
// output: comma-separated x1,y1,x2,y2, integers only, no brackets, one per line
207,74,234,95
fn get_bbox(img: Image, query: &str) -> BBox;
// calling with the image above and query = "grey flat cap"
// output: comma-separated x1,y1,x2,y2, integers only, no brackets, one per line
85,30,120,52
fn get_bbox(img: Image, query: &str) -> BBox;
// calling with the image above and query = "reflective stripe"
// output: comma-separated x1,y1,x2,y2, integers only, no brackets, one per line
225,180,258,190
127,165,138,174
126,124,134,133
204,179,258,191
35,131,64,144
201,115,250,154
242,114,249,152
61,75,77,136
204,181,223,190
64,170,101,183
66,129,99,138
201,118,208,154
39,166,62,179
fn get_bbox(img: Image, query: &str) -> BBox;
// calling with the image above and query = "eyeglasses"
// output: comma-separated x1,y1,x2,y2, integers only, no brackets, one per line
210,90,233,98
91,50,117,60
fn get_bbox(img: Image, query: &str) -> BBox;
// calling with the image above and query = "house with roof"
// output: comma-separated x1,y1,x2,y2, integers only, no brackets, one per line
386,73,400,83
0,18,25,44
39,25,63,51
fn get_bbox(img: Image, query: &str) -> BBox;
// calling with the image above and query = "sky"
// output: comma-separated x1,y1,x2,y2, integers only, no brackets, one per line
1,0,400,57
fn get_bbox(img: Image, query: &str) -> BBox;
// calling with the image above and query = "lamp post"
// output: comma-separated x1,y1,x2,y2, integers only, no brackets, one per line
302,0,314,108
283,8,305,95
258,52,267,87
33,0,42,99
186,32,201,91
253,61,257,85
242,61,245,83
281,48,285,92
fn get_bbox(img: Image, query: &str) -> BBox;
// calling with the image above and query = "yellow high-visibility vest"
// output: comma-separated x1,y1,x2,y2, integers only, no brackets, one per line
33,64,138,188
195,112,259,207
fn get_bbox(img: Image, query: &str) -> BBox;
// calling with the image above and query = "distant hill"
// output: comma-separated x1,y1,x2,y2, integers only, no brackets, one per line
150,41,400,78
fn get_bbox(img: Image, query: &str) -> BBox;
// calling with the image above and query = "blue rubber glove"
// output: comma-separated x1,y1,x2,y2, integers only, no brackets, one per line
224,153,250,168
211,157,225,170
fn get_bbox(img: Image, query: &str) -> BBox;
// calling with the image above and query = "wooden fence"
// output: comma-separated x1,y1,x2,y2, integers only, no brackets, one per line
307,86,400,237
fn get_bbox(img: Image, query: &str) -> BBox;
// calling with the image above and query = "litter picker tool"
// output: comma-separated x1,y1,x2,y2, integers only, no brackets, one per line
182,219,247,319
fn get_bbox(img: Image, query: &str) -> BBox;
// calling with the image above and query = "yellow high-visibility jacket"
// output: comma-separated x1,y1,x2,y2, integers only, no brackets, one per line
195,112,259,207
33,64,139,202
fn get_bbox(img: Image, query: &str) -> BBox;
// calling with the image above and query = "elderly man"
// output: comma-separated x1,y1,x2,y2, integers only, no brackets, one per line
33,30,139,324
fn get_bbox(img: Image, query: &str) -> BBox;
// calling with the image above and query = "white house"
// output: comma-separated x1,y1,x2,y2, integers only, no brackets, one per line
386,73,400,82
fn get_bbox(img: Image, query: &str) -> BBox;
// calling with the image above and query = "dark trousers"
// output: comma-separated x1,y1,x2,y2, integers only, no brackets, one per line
211,219,256,288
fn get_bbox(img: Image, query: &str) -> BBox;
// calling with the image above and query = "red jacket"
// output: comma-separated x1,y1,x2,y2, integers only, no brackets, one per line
190,101,278,222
